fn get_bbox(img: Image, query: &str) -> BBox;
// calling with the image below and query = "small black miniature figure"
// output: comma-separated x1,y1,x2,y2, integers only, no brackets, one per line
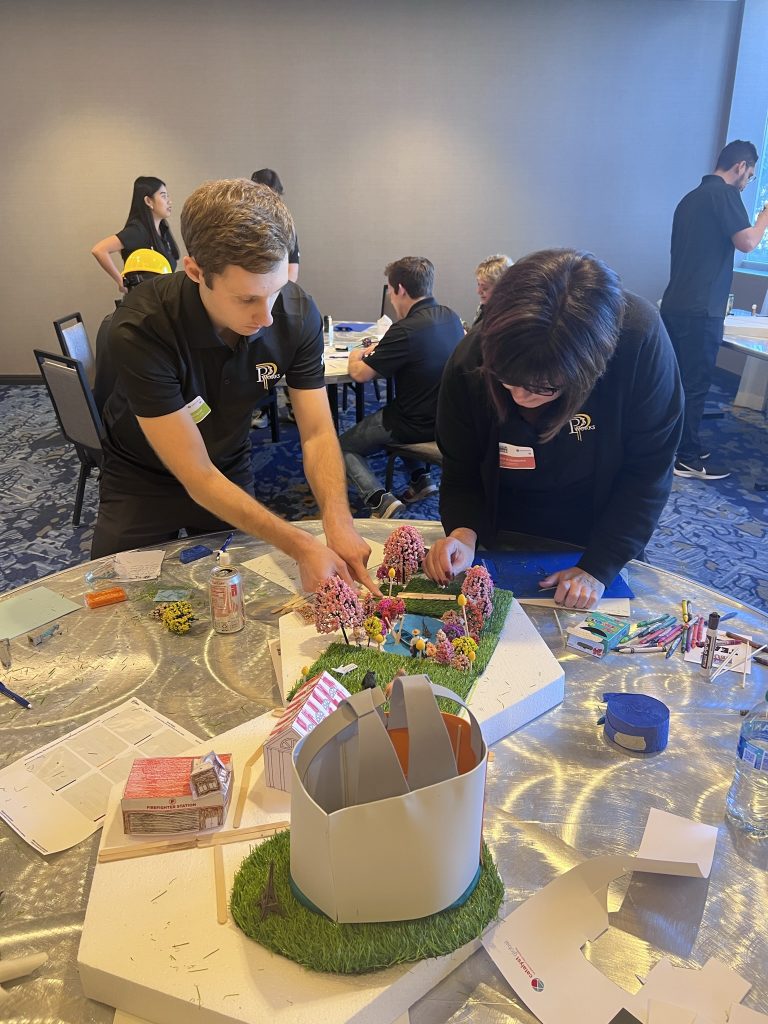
361,670,377,690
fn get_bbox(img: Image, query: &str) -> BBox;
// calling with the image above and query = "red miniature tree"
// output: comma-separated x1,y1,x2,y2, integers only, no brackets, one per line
376,525,426,585
314,577,364,645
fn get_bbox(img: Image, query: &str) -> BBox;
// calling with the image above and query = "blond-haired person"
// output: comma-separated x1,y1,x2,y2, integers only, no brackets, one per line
473,254,513,326
91,179,378,595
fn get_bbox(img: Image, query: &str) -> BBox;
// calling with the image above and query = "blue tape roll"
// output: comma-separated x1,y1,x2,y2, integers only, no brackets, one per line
602,692,670,753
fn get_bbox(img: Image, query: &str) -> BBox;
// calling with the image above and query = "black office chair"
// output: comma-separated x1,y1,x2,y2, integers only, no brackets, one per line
53,313,96,388
34,350,104,527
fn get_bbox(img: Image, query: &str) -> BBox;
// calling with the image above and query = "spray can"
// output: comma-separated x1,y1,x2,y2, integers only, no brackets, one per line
209,550,245,634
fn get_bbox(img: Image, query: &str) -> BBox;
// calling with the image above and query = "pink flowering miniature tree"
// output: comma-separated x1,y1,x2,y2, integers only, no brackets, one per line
314,577,364,645
433,636,454,665
461,565,495,624
376,596,405,631
376,525,426,586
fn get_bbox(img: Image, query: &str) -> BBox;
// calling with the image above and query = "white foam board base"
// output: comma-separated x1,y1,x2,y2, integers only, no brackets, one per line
467,598,564,746
79,715,476,1024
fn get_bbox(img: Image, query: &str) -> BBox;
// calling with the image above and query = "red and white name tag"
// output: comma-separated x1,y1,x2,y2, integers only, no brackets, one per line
499,443,536,470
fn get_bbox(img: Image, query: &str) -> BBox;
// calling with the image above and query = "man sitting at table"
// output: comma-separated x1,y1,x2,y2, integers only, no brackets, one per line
340,257,464,519
91,178,378,595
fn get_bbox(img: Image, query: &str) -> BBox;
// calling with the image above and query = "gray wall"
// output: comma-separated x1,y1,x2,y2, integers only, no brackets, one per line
0,0,742,376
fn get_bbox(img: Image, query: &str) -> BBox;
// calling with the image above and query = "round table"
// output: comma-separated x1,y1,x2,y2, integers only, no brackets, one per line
1,521,766,1023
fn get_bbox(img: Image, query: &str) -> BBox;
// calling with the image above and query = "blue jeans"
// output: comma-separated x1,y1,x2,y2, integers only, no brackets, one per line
339,409,423,505
661,313,722,463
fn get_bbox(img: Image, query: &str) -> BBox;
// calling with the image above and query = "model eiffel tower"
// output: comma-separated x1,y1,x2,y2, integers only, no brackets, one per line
258,860,285,921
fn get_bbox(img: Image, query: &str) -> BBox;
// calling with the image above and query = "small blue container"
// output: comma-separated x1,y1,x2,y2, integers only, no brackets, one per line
602,692,670,753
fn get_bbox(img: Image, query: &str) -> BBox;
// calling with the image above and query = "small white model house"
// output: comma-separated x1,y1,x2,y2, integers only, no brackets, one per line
264,671,350,793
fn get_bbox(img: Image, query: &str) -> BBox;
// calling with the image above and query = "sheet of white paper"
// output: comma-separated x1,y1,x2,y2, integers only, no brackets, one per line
684,633,751,675
112,549,165,582
640,958,750,1024
0,698,200,854
649,1000,697,1024
0,586,81,639
482,810,720,1024
243,537,386,595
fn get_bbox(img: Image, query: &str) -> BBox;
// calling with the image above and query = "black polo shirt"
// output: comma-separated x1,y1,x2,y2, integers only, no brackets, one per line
117,218,178,271
363,297,464,442
101,273,323,494
661,175,751,318
497,402,598,546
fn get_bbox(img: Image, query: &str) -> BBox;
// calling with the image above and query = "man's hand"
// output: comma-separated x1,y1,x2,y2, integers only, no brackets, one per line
423,530,477,585
324,521,382,597
539,567,605,609
295,537,358,594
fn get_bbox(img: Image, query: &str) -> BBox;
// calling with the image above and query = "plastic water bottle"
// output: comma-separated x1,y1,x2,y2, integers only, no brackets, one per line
725,690,768,837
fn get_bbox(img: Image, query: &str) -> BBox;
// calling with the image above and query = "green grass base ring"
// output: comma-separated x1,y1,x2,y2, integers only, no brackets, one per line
230,830,504,974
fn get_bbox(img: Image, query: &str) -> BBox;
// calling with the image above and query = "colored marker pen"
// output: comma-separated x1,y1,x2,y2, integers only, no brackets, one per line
701,612,721,675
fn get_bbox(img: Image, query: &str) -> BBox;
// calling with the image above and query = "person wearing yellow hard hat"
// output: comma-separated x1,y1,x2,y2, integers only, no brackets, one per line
122,248,173,289
92,249,174,414
91,176,180,293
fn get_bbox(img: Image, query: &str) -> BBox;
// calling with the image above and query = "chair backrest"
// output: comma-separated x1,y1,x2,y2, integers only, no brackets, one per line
53,313,95,386
34,350,103,454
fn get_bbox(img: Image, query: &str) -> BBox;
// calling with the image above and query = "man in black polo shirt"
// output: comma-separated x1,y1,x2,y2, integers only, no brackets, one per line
339,257,464,519
661,139,768,481
91,179,377,595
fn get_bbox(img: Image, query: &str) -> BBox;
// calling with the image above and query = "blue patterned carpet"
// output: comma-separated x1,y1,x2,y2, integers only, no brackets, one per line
1,372,767,610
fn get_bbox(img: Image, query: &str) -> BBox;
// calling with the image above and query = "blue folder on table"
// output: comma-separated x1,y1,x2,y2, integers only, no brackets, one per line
473,551,634,600
334,322,375,332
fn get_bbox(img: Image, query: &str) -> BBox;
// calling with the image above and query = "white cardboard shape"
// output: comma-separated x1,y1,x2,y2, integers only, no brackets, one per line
79,712,478,1024
277,598,564,745
290,679,487,923
482,809,730,1024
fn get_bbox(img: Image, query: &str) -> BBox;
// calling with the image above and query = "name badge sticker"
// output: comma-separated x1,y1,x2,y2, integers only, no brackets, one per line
499,443,536,470
186,395,212,424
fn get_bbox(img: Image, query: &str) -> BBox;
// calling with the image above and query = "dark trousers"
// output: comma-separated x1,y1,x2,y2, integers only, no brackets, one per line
661,312,722,463
90,479,234,559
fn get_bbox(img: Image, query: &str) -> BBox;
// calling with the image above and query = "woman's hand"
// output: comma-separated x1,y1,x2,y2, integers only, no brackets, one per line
423,529,477,585
539,567,605,609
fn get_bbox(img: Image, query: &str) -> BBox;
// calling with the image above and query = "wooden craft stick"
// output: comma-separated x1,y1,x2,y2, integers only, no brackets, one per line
398,591,456,601
271,595,311,615
97,819,289,863
233,744,264,828
213,845,228,924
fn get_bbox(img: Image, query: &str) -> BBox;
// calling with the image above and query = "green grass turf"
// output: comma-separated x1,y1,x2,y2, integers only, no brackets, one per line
230,829,504,974
287,578,513,704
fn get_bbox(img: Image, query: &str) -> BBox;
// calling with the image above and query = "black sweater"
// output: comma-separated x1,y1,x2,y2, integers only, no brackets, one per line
436,292,683,586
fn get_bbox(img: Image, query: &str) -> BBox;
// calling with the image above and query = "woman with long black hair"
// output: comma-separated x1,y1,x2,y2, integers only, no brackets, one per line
424,249,684,608
92,176,180,292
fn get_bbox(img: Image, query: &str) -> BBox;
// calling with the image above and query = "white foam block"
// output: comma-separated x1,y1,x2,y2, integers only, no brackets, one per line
79,714,477,1024
465,599,564,746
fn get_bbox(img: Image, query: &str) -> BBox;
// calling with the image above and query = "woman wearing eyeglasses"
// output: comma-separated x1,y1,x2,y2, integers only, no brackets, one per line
423,249,684,608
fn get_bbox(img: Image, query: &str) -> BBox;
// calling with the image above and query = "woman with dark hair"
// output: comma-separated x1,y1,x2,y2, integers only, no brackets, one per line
91,176,180,292
424,249,684,608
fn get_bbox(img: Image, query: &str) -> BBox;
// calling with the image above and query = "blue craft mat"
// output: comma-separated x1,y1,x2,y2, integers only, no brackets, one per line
334,322,375,331
474,551,634,599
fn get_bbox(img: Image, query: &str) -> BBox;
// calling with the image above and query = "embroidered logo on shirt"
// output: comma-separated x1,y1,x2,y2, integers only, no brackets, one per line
254,361,280,388
568,413,595,441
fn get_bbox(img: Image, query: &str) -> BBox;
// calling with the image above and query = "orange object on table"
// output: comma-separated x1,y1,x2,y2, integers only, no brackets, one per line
84,587,127,609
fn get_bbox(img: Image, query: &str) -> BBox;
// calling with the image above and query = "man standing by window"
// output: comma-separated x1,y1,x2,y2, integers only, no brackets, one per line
661,139,768,481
